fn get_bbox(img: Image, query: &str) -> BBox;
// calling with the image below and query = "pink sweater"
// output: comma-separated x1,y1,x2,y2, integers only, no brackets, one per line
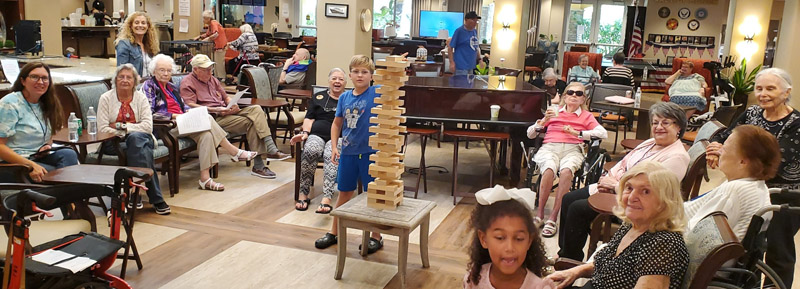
589,138,690,195
543,108,600,144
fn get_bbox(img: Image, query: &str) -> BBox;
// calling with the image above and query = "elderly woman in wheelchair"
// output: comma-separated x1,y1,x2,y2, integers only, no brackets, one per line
526,82,608,237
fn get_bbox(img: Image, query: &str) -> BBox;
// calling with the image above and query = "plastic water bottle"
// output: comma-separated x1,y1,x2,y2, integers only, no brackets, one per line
642,66,649,80
68,112,79,142
87,106,97,135
634,87,642,108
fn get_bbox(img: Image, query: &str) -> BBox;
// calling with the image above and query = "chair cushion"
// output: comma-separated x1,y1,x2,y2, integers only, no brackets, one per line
525,66,542,72
601,114,626,122
85,139,172,164
269,110,306,126
682,131,698,142
177,137,197,151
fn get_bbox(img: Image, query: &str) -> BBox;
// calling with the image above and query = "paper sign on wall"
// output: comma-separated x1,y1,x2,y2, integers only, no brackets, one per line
179,0,190,17
179,19,189,33
281,3,289,17
1,59,20,83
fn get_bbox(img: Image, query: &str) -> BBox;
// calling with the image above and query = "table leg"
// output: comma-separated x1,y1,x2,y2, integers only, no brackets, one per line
420,214,430,268
635,110,651,140
360,230,369,257
510,130,525,187
334,219,347,280
78,144,88,163
398,229,409,289
452,138,459,206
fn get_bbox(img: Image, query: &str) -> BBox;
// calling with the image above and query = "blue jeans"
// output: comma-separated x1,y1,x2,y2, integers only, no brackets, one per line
454,69,474,76
35,148,79,171
102,132,165,205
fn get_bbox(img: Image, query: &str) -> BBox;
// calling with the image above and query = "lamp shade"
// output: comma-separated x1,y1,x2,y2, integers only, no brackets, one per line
385,25,397,38
437,29,449,39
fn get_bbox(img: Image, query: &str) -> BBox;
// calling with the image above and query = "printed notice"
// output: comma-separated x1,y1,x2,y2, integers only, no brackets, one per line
179,19,189,33
176,106,211,135
227,88,248,109
179,0,191,16
1,59,20,83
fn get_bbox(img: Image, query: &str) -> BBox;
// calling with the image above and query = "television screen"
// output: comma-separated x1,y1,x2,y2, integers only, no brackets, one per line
418,11,463,38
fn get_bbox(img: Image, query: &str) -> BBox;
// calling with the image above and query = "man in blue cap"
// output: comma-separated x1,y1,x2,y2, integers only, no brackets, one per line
448,11,481,75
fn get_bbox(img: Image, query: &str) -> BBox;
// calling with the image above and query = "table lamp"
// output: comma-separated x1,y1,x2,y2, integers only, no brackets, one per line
437,29,449,39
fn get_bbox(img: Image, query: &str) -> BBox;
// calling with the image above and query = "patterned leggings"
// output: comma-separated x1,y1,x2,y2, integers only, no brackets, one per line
299,135,341,199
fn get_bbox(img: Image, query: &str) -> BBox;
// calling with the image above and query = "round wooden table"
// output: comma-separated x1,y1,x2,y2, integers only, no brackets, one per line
52,129,119,163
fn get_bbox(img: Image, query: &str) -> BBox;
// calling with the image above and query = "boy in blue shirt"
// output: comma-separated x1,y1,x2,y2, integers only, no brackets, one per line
315,55,384,254
448,11,481,75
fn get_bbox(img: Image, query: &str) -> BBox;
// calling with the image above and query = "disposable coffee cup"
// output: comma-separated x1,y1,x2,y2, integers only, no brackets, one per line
626,90,632,98
490,105,500,118
550,104,559,117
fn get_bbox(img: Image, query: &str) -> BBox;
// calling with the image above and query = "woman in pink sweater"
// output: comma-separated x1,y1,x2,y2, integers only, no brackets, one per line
526,82,608,237
556,101,690,261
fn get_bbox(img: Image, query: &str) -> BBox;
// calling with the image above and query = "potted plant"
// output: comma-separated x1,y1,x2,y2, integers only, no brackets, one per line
727,58,761,115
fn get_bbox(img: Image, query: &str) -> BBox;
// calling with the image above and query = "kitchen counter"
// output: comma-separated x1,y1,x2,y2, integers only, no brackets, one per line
0,56,116,91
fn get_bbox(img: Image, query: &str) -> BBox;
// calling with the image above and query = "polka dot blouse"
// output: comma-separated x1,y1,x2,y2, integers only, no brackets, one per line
591,223,689,289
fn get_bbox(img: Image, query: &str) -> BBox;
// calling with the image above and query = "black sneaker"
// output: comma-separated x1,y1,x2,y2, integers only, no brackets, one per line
358,237,384,254
315,233,337,249
154,202,171,215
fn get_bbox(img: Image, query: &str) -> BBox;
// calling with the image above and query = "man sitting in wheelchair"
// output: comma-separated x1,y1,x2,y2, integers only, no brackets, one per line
526,82,608,238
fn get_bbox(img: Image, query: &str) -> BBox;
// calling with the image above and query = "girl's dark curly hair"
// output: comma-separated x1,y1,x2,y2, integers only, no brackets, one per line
466,200,547,285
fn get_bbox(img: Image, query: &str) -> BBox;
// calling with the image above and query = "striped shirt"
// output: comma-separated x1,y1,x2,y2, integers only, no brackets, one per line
228,32,260,60
602,66,634,86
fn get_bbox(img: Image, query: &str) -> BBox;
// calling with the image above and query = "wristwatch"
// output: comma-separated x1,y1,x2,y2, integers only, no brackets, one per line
578,131,583,138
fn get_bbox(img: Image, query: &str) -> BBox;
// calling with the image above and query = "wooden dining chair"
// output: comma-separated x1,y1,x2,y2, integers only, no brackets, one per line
587,82,634,153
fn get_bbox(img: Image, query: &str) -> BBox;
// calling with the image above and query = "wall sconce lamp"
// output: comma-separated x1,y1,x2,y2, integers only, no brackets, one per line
502,22,511,31
736,16,761,60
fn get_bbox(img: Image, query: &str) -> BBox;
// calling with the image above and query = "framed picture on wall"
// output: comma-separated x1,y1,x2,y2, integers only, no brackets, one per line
669,35,675,43
649,34,656,42
700,37,708,44
681,36,688,43
325,3,349,18
708,37,715,45
655,35,663,43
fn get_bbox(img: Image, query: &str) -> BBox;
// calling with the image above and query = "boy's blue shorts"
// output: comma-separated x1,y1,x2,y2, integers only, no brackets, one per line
337,153,375,192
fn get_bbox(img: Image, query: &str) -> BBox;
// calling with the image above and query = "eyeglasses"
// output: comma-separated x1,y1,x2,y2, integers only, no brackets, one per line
156,68,172,74
565,90,584,96
116,74,135,80
651,120,676,127
27,75,50,83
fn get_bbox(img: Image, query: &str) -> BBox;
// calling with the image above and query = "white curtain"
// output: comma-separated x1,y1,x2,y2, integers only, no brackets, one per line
412,0,436,37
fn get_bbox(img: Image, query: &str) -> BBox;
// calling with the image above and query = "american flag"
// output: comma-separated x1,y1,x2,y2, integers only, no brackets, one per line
628,6,642,59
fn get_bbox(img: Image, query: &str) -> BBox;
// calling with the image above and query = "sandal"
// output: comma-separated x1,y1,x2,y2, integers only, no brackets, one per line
295,199,310,211
198,178,225,191
230,149,258,162
542,220,558,238
533,216,543,228
316,203,333,214
358,237,384,254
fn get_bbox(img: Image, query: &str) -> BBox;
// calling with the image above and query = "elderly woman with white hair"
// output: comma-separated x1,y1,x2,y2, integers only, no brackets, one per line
289,68,346,213
567,54,600,85
141,54,257,192
531,67,567,102
193,10,227,78
706,67,800,287
527,82,608,237
226,24,260,76
97,64,170,214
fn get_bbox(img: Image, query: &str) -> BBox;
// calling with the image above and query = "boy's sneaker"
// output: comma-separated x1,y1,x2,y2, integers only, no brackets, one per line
251,167,277,179
154,202,171,215
358,237,384,254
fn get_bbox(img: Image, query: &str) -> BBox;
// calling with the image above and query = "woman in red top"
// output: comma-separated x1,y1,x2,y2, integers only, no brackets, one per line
194,10,228,78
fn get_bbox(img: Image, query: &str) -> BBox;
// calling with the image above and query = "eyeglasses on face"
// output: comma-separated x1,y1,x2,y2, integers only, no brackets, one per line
565,90,584,96
651,120,676,127
27,75,50,83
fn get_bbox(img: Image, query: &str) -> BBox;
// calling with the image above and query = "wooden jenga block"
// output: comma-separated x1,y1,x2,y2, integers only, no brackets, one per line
367,182,403,196
374,98,404,106
371,107,402,117
370,117,401,126
375,59,408,67
368,164,404,179
369,126,402,136
367,196,403,210
373,74,409,82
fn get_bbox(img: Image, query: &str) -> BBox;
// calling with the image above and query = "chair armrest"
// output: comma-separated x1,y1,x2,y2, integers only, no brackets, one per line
554,258,585,271
0,163,34,183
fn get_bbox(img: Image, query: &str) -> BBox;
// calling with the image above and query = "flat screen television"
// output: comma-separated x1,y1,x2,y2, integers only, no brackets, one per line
418,11,463,38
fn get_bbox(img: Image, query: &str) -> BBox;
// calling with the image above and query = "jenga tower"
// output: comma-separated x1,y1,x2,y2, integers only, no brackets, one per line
367,55,410,210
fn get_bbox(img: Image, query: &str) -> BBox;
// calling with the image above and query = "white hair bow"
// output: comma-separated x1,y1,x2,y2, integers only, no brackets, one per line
475,185,537,211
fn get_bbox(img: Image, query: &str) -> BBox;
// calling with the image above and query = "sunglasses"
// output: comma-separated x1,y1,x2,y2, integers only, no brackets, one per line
565,90,584,96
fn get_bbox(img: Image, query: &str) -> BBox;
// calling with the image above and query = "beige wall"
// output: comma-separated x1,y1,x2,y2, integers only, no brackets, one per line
488,0,530,69
729,0,772,68
537,0,563,43
278,0,296,34
643,0,729,63
172,0,203,40
25,0,64,55
62,0,86,17
774,0,800,109
262,0,280,32
315,0,373,87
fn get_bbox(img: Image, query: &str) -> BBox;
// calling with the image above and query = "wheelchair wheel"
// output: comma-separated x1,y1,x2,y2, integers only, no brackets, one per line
753,260,787,289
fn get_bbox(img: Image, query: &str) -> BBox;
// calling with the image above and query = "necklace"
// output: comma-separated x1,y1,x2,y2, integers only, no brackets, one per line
23,96,48,143
629,142,662,169
323,91,338,112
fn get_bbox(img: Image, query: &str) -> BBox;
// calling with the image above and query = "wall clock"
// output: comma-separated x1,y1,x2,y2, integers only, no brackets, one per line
360,9,372,32
678,7,691,19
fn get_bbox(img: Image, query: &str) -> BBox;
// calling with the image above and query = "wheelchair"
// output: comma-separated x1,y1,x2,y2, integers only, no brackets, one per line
709,188,800,289
1,168,149,289
522,127,610,207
